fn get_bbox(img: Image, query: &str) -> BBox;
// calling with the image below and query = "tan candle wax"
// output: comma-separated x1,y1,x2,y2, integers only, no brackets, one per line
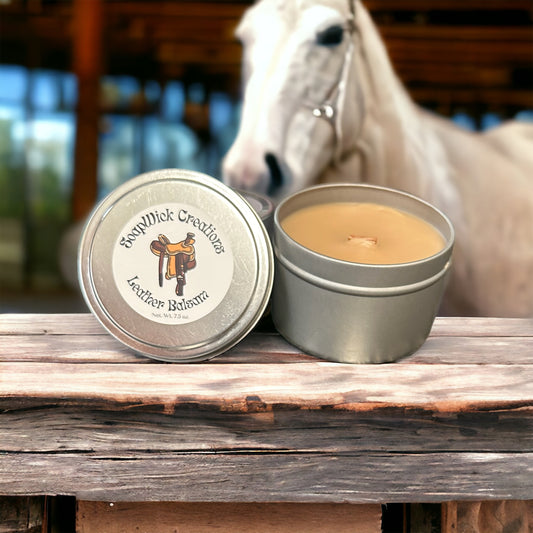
281,202,444,264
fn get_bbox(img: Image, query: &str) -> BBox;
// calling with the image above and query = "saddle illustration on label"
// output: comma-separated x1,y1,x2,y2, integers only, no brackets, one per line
150,232,197,296
112,203,234,325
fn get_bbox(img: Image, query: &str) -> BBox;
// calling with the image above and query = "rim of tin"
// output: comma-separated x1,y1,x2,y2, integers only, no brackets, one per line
236,189,275,222
273,183,455,288
78,168,274,362
275,183,454,268
276,252,452,296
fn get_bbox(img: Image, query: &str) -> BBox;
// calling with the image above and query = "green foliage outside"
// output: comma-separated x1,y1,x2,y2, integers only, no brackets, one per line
0,119,25,218
0,117,71,287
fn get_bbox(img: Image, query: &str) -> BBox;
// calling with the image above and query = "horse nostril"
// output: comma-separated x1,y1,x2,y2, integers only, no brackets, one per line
265,153,283,195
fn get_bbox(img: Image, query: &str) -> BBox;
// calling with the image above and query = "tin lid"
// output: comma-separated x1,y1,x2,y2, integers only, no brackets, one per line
78,169,274,362
237,190,275,235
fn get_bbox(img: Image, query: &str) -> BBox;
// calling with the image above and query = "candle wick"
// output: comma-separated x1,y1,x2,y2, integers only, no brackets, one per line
347,235,378,247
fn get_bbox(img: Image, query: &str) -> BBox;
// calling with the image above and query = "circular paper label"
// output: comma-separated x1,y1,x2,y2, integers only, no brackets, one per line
112,203,234,325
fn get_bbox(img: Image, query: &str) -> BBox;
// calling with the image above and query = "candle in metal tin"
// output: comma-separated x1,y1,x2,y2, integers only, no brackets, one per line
281,201,444,265
271,184,454,364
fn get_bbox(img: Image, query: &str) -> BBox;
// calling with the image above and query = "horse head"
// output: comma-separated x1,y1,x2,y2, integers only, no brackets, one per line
222,0,365,199
221,0,533,319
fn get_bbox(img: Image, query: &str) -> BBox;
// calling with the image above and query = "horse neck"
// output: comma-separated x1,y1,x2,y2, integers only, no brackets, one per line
358,6,412,112
342,3,430,195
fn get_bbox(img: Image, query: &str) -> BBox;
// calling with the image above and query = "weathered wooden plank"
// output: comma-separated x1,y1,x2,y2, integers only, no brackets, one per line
428,317,533,338
0,452,531,503
1,315,532,366
405,336,533,364
1,362,532,411
0,331,311,364
1,313,531,507
454,500,532,533
0,496,45,533
0,335,145,363
0,313,106,335
441,501,458,533
2,313,532,338
1,403,530,454
76,501,382,533
1,333,532,364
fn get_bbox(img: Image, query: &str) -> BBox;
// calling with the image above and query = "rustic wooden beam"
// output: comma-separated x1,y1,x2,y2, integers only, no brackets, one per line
1,452,531,503
1,1,531,115
1,315,533,364
0,497,45,533
71,0,102,222
0,314,532,504
409,88,533,108
76,501,382,533
366,0,533,11
103,2,248,19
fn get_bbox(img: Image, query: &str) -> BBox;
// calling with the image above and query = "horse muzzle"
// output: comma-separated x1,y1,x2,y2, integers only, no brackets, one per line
222,148,288,198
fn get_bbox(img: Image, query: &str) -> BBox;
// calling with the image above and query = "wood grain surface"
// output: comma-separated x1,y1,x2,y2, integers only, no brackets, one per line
76,501,382,533
0,314,532,504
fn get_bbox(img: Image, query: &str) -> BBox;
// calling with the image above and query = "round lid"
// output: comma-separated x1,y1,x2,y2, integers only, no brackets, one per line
78,169,274,362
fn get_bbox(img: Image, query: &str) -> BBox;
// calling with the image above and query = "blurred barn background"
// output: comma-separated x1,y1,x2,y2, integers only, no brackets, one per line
0,0,532,311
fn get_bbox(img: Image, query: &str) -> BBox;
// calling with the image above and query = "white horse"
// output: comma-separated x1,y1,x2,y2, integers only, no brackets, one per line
222,0,533,318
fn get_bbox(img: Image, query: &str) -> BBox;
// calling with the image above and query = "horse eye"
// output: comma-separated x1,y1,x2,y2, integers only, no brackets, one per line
316,24,344,46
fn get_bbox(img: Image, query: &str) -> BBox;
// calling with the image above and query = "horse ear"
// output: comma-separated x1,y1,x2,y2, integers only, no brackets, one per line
316,24,344,46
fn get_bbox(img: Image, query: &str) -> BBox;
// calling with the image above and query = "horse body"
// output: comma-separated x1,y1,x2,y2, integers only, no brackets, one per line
222,0,533,317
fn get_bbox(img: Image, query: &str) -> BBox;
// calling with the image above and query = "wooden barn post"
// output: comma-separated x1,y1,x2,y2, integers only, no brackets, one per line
71,0,103,222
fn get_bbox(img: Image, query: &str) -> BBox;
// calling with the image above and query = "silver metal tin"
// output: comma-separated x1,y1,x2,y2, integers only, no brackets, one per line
271,184,454,364
237,190,275,235
78,169,274,362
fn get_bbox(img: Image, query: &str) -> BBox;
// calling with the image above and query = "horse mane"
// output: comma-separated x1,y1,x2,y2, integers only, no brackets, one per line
342,2,454,202
345,1,533,317
353,3,414,120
